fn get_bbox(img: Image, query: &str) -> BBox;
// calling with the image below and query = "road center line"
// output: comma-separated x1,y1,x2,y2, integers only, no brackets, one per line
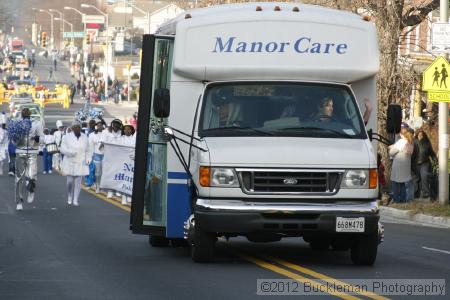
238,254,361,300
83,183,379,300
55,168,130,212
267,256,389,300
81,186,131,212
83,182,358,300
422,246,450,255
80,176,377,300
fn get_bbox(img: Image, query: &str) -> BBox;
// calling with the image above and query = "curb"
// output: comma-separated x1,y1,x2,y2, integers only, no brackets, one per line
380,206,450,229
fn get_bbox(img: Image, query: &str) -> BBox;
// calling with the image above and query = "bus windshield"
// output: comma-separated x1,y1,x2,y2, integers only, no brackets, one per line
199,82,367,139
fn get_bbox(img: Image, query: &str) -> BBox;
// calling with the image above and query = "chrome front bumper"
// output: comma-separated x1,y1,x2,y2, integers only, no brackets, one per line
196,199,379,214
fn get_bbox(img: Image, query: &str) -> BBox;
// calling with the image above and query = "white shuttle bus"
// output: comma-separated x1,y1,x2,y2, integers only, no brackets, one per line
131,3,390,265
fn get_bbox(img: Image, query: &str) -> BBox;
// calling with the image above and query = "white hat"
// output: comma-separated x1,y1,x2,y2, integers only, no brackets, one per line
56,120,63,128
71,120,82,128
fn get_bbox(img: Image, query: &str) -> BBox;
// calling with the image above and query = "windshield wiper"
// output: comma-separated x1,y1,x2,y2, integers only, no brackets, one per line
277,126,357,139
203,126,274,136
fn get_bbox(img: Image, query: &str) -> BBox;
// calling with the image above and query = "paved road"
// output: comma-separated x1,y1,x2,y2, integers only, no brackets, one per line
0,165,449,300
1,46,449,299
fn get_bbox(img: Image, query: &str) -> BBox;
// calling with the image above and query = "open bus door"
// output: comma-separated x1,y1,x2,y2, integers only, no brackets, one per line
131,34,187,247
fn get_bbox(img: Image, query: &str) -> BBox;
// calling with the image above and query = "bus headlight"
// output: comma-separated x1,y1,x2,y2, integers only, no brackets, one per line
211,168,239,187
341,170,368,189
200,167,239,187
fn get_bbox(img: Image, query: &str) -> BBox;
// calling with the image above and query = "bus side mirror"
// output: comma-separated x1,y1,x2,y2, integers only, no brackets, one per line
154,88,170,118
386,104,402,134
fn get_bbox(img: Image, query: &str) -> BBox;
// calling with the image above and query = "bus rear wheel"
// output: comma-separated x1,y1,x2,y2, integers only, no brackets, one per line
171,238,189,247
149,235,170,247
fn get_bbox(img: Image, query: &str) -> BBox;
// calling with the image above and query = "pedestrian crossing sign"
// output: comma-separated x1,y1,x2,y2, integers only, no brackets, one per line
422,56,450,92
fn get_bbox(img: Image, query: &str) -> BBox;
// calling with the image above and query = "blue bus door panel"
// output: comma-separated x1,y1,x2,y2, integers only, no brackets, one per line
166,172,191,238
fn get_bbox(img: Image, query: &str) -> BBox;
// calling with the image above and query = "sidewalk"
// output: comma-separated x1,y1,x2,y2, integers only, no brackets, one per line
380,200,450,229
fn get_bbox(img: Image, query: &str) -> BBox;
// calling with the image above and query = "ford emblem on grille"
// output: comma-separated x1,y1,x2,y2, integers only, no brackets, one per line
283,178,298,185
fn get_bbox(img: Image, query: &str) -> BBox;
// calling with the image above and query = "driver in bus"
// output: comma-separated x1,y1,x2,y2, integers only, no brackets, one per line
310,96,373,125
310,97,334,122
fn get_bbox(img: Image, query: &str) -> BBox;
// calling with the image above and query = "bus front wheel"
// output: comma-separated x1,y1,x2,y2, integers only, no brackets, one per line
350,232,378,265
191,226,215,263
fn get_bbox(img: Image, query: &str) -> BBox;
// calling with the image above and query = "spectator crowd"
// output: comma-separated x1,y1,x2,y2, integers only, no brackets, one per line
0,111,138,208
381,123,437,204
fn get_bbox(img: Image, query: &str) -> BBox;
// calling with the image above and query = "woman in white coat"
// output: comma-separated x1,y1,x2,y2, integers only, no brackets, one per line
119,125,136,204
389,127,414,203
52,120,65,171
103,119,123,199
60,121,92,206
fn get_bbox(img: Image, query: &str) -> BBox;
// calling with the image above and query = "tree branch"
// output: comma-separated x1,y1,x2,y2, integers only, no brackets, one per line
401,0,439,29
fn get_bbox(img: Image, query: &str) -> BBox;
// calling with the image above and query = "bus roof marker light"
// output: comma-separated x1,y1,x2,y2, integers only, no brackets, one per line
185,13,192,19
274,6,281,11
256,6,262,11
293,7,300,12
362,15,371,21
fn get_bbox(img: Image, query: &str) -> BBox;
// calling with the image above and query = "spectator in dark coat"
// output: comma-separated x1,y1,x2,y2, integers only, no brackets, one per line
415,130,436,199
81,81,87,98
77,79,81,94
69,83,76,104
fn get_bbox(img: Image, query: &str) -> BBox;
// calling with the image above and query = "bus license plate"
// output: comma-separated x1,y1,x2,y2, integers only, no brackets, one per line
336,217,365,232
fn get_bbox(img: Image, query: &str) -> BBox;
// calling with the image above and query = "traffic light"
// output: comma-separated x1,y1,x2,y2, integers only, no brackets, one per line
41,32,47,48
85,34,90,45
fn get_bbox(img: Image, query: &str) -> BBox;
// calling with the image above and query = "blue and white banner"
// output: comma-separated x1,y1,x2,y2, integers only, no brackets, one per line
100,143,134,196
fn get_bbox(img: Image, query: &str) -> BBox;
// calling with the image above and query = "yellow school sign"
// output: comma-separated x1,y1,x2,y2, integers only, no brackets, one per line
422,56,450,102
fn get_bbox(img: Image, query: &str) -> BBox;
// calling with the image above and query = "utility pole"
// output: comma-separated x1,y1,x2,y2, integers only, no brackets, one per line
127,64,131,102
31,8,38,46
39,10,54,50
439,0,449,205
81,3,109,102
50,9,64,50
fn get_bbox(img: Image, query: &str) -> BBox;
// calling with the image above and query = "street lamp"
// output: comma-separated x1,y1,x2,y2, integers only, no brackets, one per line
32,8,38,23
55,18,74,45
80,3,110,100
65,6,88,81
64,6,86,34
50,9,64,50
39,9,54,50
31,8,38,46
124,1,151,34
